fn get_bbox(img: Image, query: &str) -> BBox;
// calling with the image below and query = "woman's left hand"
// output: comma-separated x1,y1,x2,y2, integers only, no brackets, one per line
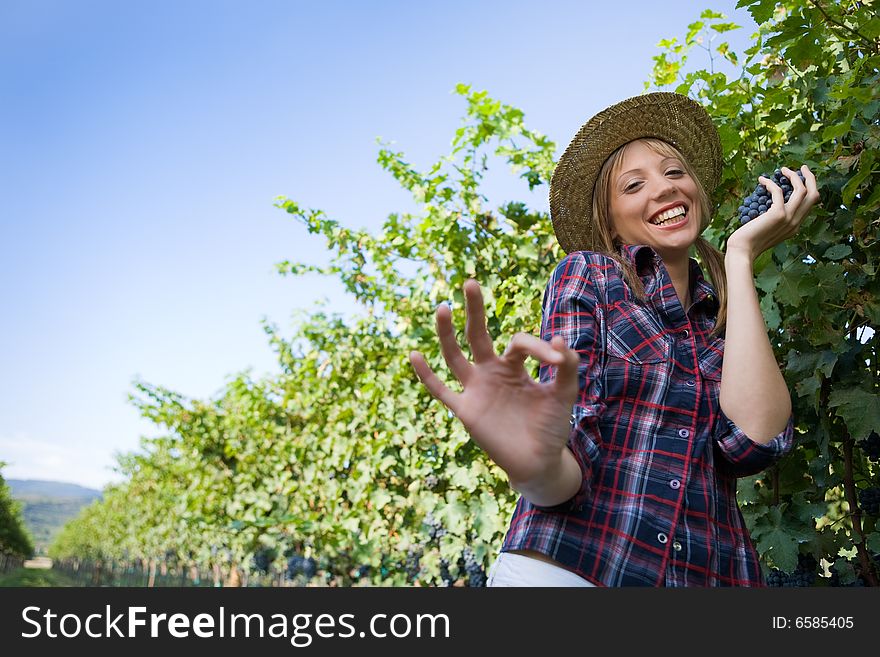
726,165,821,262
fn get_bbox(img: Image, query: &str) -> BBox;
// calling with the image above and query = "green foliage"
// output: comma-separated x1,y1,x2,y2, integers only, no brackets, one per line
51,1,878,586
0,466,35,559
0,567,76,587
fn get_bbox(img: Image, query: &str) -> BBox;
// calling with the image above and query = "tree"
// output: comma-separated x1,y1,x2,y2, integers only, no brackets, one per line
0,465,35,562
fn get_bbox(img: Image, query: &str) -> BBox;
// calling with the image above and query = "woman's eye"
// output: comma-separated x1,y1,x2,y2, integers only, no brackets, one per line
667,169,683,175
625,182,641,191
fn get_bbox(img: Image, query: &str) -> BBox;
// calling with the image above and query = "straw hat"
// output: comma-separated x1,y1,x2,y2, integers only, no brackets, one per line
549,92,722,254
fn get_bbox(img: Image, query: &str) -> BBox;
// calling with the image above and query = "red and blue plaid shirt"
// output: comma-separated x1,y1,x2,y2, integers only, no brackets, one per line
500,244,793,586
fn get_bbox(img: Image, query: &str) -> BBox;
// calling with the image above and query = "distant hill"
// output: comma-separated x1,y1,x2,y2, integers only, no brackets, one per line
7,479,102,554
8,480,102,500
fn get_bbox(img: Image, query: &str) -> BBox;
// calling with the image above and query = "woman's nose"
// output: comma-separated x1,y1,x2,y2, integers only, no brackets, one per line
650,176,677,199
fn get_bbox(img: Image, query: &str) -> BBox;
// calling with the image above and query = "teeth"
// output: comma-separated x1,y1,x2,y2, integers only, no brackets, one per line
651,206,686,225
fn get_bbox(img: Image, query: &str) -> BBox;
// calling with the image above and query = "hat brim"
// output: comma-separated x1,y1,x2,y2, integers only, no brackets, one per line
549,92,721,254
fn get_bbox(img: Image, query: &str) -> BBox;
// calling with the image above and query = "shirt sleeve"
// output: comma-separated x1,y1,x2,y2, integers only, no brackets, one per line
712,408,794,477
530,252,606,512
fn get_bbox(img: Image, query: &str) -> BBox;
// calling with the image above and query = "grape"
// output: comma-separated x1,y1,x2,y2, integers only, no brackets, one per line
301,557,317,580
738,168,807,224
287,554,317,580
286,555,304,578
798,552,818,574
765,552,818,587
796,553,818,587
404,549,422,582
251,548,273,574
858,487,880,516
788,568,816,587
439,558,454,587
766,569,789,587
423,513,447,541
459,547,487,587
858,431,880,462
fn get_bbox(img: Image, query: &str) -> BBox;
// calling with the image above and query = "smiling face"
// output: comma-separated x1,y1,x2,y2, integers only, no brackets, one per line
602,139,704,260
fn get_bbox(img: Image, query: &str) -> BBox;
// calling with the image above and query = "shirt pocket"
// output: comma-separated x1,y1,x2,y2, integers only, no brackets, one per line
602,303,671,403
697,337,725,383
605,302,670,364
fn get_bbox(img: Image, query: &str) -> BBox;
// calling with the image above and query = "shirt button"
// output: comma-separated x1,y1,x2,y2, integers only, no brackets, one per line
657,532,668,544
685,379,696,387
669,479,681,490
678,428,690,438
681,329,690,339
673,541,683,552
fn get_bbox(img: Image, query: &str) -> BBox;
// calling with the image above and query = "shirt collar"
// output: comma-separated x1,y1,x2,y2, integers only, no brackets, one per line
617,243,718,314
619,243,658,278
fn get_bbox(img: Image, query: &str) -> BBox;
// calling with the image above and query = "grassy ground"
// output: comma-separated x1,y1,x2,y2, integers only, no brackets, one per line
0,567,78,587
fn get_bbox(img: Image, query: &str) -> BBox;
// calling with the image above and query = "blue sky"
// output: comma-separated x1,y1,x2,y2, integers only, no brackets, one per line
0,0,758,489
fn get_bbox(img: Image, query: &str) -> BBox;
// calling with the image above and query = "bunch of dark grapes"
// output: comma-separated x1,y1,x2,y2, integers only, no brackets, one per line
858,431,880,462
798,552,817,574
286,555,304,579
738,169,807,224
789,553,818,587
789,570,816,587
765,569,789,587
765,553,818,587
404,549,422,582
301,557,317,580
423,513,447,541
251,548,274,575
459,547,487,587
438,558,454,587
858,487,880,516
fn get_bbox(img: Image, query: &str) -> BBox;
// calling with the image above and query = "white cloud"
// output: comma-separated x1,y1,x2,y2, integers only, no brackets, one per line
0,432,122,491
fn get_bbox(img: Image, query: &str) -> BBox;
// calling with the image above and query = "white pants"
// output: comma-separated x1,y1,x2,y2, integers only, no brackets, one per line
486,552,597,587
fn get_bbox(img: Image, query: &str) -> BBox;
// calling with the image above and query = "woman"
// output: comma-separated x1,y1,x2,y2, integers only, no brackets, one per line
409,92,820,586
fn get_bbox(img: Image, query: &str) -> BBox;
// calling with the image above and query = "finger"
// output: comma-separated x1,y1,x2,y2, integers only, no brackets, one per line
779,166,811,232
503,332,567,369
463,279,496,363
788,165,820,227
548,335,581,403
409,350,461,412
435,302,473,385
781,166,807,208
800,165,821,205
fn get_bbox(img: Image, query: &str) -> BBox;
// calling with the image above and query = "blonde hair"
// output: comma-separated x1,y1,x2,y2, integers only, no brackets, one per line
591,138,727,337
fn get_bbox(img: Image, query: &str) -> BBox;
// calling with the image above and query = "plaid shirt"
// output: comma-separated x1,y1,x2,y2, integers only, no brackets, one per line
500,244,793,586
